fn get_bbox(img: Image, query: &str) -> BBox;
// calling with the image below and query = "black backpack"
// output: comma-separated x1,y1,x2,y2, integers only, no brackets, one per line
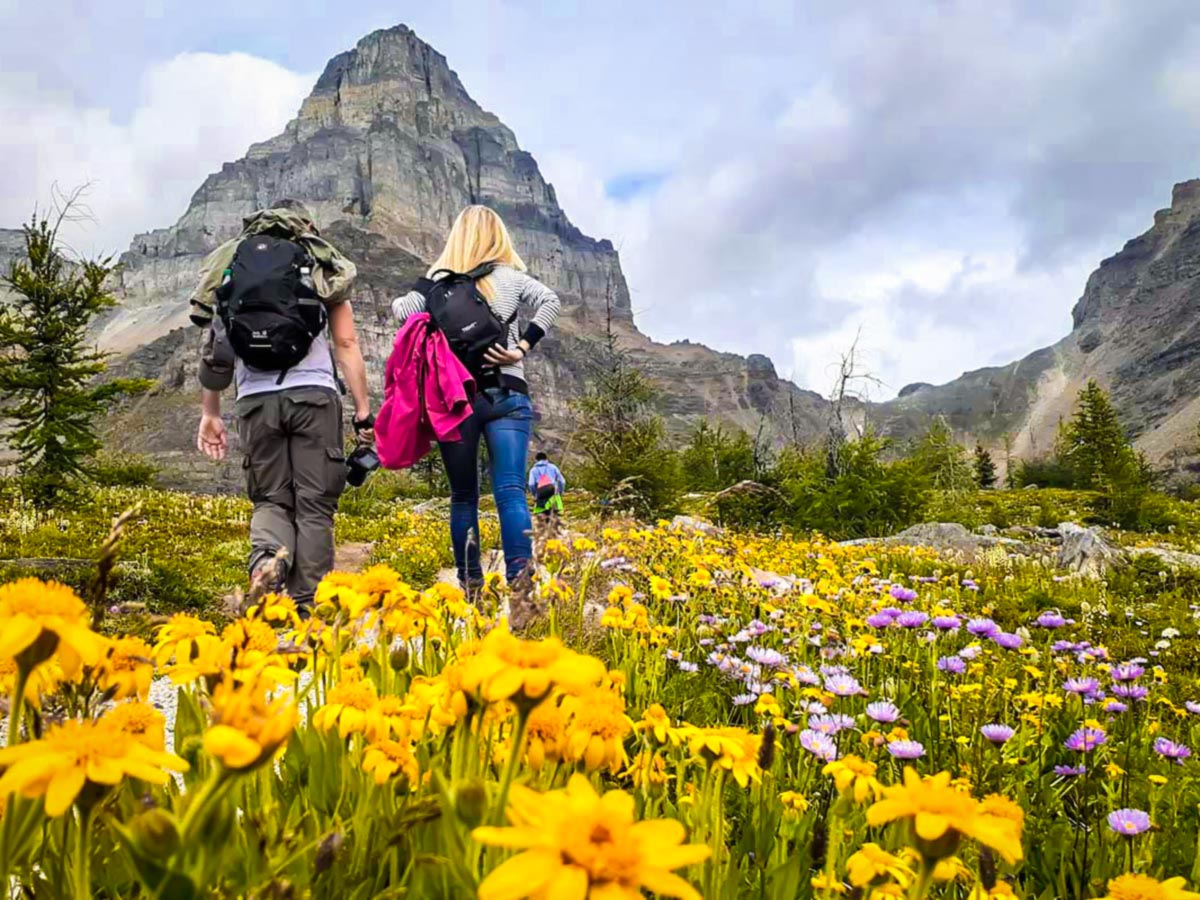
421,263,517,375
216,235,325,380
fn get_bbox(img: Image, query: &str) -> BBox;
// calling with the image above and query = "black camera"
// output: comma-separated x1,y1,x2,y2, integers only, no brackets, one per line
346,445,380,487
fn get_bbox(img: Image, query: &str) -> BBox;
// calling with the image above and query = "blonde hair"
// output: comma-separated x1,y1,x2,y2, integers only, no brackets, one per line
428,205,526,300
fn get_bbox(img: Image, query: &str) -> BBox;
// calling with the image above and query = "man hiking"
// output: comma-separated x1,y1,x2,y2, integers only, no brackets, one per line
192,200,373,615
528,451,565,517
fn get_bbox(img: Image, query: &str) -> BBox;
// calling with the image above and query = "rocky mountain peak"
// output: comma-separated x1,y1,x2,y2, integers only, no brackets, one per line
69,23,830,489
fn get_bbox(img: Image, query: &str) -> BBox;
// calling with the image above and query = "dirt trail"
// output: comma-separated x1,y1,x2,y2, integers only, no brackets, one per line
333,542,374,574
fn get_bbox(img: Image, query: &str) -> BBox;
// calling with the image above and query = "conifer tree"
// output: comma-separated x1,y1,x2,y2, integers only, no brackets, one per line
1056,380,1129,489
0,208,149,505
973,442,997,489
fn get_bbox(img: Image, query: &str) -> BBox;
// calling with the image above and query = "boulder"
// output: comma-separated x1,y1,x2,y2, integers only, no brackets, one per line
670,515,724,537
1055,522,1123,578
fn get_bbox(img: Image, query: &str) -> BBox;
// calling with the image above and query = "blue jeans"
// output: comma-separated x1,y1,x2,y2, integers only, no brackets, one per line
438,388,534,583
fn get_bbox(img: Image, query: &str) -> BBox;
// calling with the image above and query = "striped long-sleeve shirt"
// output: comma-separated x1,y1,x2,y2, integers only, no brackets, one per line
391,264,561,393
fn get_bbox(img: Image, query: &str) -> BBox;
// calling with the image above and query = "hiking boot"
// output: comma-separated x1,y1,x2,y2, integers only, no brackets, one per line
464,576,486,604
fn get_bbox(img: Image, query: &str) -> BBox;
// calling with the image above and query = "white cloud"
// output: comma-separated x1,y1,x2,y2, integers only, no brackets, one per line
0,52,310,257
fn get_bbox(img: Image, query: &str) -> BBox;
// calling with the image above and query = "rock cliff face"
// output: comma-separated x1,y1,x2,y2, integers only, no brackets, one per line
872,179,1200,476
96,25,827,488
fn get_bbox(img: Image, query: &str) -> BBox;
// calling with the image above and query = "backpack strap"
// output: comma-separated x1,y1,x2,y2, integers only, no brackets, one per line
465,262,497,280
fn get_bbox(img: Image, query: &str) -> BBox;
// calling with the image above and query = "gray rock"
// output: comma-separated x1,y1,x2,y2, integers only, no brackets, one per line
840,522,1029,556
1127,546,1200,570
1055,522,1123,578
976,524,999,536
670,515,724,537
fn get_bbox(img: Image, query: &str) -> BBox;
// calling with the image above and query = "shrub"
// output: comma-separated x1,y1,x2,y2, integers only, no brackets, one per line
775,432,926,538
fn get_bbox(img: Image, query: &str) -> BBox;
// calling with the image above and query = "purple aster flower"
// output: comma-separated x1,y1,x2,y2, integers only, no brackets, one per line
809,713,855,735
1187,701,1200,715
966,617,999,637
890,585,918,603
896,611,929,629
1036,610,1069,629
1051,640,1078,653
958,645,982,660
1111,684,1149,701
1104,700,1127,714
962,579,979,590
937,656,967,674
981,724,1015,744
733,693,757,706
825,673,864,697
865,701,901,723
1064,677,1101,696
1153,737,1191,763
886,740,926,759
1111,662,1145,682
931,615,962,630
678,661,699,673
793,667,821,687
992,632,1023,650
1065,727,1107,752
1107,808,1151,836
1054,764,1086,777
746,646,788,668
801,701,828,715
799,729,838,761
866,613,895,629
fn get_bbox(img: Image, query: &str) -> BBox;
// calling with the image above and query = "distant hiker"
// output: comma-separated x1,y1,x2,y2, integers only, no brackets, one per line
528,452,565,517
192,201,373,615
391,205,561,592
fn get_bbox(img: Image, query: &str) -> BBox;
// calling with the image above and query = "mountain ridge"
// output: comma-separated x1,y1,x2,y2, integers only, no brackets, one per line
80,24,828,489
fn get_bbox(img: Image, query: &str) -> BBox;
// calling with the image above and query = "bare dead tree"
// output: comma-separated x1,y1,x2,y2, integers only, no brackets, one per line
824,331,882,478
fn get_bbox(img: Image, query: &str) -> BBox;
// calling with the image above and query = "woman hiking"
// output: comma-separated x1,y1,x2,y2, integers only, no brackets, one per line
391,206,560,592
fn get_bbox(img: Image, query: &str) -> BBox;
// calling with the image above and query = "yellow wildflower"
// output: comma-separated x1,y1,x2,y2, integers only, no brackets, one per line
472,774,710,900
96,636,155,701
458,626,605,709
563,686,633,773
362,739,419,787
203,679,297,771
824,755,882,803
1099,874,1200,900
525,700,568,771
0,717,187,816
846,843,912,888
101,701,167,751
867,769,1023,864
680,725,761,787
0,578,105,677
312,676,379,737
153,613,216,666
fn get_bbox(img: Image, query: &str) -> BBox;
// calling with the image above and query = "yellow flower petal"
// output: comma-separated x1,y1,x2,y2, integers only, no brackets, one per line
478,848,561,900
44,767,85,817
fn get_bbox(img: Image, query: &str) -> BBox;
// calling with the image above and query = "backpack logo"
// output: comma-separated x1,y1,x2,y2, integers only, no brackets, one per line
461,322,477,333
255,242,269,251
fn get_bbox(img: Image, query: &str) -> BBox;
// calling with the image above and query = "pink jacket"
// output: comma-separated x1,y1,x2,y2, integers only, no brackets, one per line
375,313,475,469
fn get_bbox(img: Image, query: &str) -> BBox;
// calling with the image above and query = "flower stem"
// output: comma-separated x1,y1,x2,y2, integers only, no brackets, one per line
179,768,232,845
73,805,96,900
906,859,934,900
6,664,30,748
492,712,529,826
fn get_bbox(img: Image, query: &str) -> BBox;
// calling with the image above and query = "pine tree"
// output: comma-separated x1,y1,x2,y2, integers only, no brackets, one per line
973,442,997,489
1056,380,1128,489
0,210,149,505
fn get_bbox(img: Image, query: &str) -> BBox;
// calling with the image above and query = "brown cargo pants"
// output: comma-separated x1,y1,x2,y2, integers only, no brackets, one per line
235,387,346,606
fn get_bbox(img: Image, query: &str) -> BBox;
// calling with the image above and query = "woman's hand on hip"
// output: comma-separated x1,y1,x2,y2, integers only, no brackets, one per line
484,343,526,366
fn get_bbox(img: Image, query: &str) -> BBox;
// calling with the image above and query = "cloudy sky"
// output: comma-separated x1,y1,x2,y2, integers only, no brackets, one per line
3,1,1200,398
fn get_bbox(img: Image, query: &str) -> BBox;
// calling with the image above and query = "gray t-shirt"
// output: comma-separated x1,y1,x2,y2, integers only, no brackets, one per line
235,331,338,398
